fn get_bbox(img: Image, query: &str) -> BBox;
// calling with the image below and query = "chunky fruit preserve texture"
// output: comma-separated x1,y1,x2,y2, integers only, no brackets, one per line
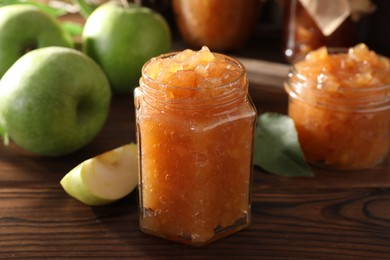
287,44,390,170
136,47,256,245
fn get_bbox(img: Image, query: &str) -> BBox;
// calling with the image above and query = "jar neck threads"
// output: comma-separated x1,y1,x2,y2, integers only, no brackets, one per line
285,67,390,113
139,53,249,113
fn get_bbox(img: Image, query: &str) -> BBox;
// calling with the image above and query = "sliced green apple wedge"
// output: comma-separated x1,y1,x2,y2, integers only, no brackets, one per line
60,143,138,206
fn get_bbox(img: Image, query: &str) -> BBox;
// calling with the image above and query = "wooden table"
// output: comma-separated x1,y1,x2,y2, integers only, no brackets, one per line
1,56,389,259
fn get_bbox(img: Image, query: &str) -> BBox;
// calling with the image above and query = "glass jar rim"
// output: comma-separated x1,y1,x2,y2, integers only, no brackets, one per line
138,51,249,111
290,47,390,92
289,66,390,94
285,79,390,113
285,56,390,113
141,51,246,91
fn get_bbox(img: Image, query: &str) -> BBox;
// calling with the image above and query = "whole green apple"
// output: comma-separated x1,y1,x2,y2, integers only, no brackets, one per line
0,4,73,79
0,47,111,157
82,2,171,94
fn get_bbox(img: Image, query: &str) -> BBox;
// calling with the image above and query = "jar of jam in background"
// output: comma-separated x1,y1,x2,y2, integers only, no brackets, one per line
284,44,390,171
172,0,261,51
134,47,257,246
282,0,376,63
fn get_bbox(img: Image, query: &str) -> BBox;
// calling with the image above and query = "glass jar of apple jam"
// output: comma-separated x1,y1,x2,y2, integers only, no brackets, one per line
282,0,357,63
172,0,261,51
285,44,390,170
134,47,257,246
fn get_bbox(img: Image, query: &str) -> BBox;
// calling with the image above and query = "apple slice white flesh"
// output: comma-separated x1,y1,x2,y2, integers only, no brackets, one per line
60,143,138,206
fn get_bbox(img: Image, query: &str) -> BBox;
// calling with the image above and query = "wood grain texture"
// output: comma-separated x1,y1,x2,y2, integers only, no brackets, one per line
1,82,389,259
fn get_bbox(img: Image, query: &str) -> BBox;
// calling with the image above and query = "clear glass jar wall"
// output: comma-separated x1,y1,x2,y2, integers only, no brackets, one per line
285,45,390,170
134,49,257,246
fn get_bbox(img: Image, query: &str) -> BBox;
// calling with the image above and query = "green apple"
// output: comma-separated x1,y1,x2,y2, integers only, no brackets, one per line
60,143,139,206
82,2,171,94
0,46,111,156
0,4,73,79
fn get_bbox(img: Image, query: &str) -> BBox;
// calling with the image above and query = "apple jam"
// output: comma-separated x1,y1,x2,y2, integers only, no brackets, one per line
285,44,390,170
134,47,256,246
172,0,261,51
282,0,356,63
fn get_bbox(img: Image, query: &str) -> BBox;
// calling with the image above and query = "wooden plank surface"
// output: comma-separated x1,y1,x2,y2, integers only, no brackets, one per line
1,76,389,259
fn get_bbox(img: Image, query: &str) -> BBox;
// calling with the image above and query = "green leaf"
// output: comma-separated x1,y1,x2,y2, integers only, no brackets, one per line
0,125,9,146
254,112,313,177
0,0,67,17
0,0,22,6
61,21,84,37
0,125,5,138
72,0,96,18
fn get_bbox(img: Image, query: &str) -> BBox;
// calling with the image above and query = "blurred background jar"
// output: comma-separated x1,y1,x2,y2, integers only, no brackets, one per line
284,45,390,170
282,0,376,63
172,0,262,52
